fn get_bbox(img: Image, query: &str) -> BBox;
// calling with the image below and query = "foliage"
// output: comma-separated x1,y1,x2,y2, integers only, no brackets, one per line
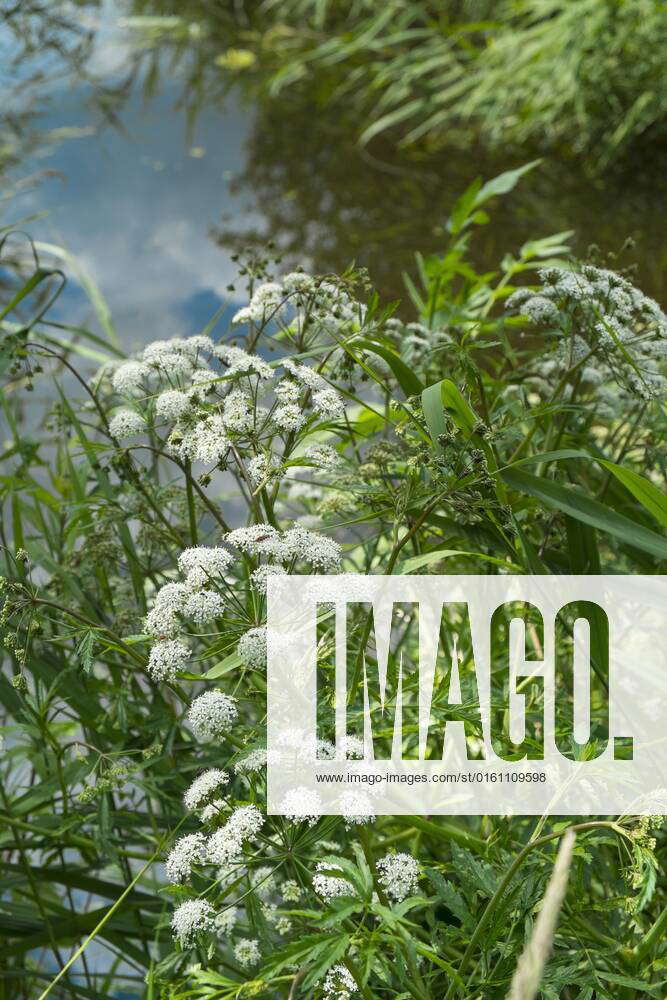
1,165,666,999
120,0,667,170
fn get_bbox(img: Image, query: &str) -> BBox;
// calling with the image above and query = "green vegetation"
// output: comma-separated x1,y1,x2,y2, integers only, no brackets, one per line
1,165,666,997
124,0,667,169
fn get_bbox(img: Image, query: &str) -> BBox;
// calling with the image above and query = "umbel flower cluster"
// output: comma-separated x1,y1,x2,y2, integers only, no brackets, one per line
507,264,667,408
81,257,667,996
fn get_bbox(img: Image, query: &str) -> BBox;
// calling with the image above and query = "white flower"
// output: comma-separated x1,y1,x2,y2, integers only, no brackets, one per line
323,964,358,998
222,389,254,432
225,524,281,556
275,379,302,404
283,359,327,390
313,862,354,901
313,388,345,419
184,769,229,811
185,415,230,464
275,916,293,935
171,899,215,946
207,805,264,864
112,361,149,394
304,443,341,469
215,344,273,380
281,879,302,902
165,832,206,883
250,564,287,595
109,409,145,439
234,748,269,773
178,546,234,589
148,639,190,681
237,627,267,669
214,907,237,936
376,852,420,902
279,526,342,571
200,797,227,822
274,402,306,432
234,938,260,968
339,791,375,828
247,454,268,486
155,389,191,421
187,691,238,740
145,582,189,638
182,589,225,625
282,271,314,295
281,786,322,826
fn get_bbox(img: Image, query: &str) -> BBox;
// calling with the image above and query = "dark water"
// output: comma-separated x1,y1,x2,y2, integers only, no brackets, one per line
5,6,667,353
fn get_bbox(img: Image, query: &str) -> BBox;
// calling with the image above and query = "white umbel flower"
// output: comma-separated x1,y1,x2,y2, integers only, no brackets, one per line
313,388,345,419
250,564,287,595
215,344,273,380
207,805,264,864
222,389,253,432
225,524,280,557
184,769,229,811
182,589,225,625
279,526,342,571
155,389,190,421
273,402,306,432
112,361,149,394
171,898,215,946
187,691,238,740
109,409,145,439
281,786,322,826
178,546,234,589
234,938,260,968
237,627,267,669
313,862,354,901
148,639,190,681
214,906,238,936
323,964,358,998
165,832,206,883
376,852,420,901
145,582,190,638
304,443,341,469
234,748,268,773
283,359,327,390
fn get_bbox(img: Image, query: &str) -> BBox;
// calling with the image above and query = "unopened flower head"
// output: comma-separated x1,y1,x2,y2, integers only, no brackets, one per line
171,898,215,946
184,769,229,811
187,690,238,740
165,832,206,883
281,879,302,902
376,852,420,901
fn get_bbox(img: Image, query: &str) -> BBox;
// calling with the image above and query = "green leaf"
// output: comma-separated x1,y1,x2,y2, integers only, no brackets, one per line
599,461,667,528
75,630,96,674
354,337,424,397
398,549,522,574
502,467,667,561
472,160,542,210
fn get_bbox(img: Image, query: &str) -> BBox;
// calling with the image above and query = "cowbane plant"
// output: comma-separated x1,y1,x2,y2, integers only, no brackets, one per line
1,168,666,998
